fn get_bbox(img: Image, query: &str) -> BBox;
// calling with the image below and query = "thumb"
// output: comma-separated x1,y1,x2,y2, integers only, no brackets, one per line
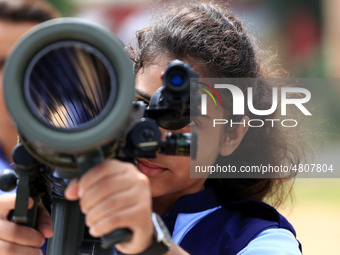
64,178,80,201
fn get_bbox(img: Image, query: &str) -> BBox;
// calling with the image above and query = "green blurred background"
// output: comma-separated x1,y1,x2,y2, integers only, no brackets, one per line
45,0,340,254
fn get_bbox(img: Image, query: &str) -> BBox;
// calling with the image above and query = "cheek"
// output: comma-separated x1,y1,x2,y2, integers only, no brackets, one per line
192,103,226,166
172,156,191,176
194,127,223,166
148,156,193,196
157,154,191,177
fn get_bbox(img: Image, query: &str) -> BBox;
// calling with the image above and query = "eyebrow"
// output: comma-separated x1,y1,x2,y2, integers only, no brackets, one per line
135,89,151,101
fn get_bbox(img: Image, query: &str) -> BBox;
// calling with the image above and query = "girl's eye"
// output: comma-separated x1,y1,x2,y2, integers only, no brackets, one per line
134,99,149,107
142,101,149,107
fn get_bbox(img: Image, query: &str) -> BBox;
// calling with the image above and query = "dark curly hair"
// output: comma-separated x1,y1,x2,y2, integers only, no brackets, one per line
0,0,59,22
129,1,303,207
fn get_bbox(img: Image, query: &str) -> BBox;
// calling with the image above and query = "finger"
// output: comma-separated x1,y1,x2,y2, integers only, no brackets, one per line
64,178,80,201
36,204,53,238
85,187,137,226
0,194,16,212
88,204,153,254
88,202,152,238
88,205,137,237
79,174,133,213
0,220,44,247
78,160,128,193
0,194,34,220
0,240,43,255
0,194,34,211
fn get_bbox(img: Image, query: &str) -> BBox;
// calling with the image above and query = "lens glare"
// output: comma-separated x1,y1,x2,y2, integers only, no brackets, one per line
24,41,117,130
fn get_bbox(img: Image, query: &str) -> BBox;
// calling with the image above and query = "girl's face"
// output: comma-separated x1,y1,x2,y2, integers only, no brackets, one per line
135,58,246,201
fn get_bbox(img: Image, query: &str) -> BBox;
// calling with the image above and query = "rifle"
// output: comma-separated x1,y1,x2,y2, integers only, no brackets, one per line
0,18,199,255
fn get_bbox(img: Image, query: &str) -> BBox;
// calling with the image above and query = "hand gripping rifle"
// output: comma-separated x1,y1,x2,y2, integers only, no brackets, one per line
0,18,200,255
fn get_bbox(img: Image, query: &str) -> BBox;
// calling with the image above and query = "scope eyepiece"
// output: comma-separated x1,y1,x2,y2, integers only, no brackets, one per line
145,60,200,130
166,68,187,88
169,73,185,87
162,60,198,92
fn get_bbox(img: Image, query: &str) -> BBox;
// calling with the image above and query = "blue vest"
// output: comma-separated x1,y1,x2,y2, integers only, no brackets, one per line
162,188,302,255
41,188,301,255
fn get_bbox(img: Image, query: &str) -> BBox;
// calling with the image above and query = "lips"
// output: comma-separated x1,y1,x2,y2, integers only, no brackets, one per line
137,160,168,177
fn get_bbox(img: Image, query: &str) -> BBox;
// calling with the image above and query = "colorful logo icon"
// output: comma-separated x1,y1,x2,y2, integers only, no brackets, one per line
198,82,223,115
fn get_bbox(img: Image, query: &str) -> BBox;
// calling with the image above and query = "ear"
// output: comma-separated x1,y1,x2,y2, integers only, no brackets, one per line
219,116,249,156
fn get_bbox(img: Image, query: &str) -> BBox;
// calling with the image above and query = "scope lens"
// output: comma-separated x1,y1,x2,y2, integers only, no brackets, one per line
170,75,185,86
24,41,117,130
166,68,187,89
